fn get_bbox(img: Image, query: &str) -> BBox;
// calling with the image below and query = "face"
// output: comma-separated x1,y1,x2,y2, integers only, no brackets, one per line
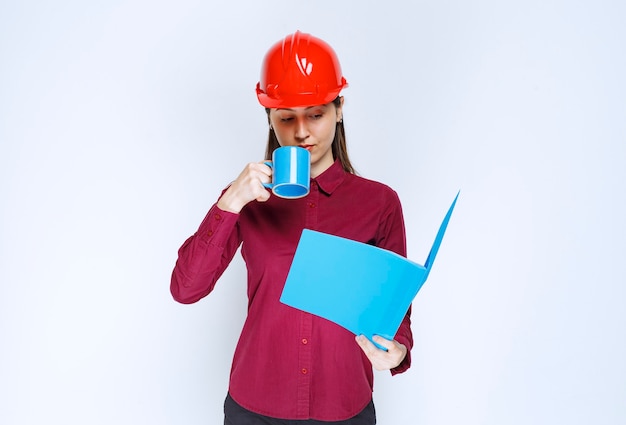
268,98,343,178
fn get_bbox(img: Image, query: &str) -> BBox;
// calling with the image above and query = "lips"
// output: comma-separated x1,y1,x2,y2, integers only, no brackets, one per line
299,144,313,151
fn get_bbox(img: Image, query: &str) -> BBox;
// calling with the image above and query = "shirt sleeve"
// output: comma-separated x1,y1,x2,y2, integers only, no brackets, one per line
375,188,414,375
170,202,241,304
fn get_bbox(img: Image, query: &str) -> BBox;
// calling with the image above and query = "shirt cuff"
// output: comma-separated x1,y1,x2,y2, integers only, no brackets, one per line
390,332,412,375
197,204,239,248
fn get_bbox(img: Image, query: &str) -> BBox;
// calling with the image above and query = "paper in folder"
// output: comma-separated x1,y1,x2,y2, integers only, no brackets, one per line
280,192,458,347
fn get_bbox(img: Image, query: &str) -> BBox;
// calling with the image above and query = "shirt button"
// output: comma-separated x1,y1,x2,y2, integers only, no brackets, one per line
301,368,308,375
207,230,214,236
214,214,221,220
301,338,308,345
309,203,316,208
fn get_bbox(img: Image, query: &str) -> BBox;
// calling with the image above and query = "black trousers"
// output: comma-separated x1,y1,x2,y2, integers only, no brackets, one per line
224,393,376,425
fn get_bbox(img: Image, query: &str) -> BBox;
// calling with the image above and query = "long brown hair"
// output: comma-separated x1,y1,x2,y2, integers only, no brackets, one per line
264,97,355,174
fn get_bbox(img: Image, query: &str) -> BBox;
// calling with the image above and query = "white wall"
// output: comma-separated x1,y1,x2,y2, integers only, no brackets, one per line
1,1,624,424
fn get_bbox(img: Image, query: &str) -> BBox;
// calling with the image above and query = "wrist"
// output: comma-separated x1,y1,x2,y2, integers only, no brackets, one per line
217,188,245,213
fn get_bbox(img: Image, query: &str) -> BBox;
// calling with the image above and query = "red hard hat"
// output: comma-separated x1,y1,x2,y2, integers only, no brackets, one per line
256,31,348,108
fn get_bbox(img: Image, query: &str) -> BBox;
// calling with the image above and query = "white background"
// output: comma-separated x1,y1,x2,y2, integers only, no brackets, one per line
1,1,624,424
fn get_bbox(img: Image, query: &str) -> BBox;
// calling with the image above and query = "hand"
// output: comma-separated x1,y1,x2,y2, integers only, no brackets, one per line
355,335,407,371
217,162,272,213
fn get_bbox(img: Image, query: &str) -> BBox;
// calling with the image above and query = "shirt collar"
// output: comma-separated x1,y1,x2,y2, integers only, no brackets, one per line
313,159,347,195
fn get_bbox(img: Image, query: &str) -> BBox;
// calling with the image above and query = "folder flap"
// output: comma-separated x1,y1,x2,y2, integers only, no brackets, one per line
424,191,459,274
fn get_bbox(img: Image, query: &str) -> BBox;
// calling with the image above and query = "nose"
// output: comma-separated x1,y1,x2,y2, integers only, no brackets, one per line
294,118,309,141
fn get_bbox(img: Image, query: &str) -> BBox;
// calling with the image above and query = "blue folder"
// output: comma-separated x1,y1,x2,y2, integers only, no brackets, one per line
280,192,459,348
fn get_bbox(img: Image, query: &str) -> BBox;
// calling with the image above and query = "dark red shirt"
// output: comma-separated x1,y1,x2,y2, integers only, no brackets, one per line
171,159,413,421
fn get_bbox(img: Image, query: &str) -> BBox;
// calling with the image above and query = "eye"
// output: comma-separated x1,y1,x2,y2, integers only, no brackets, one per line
280,116,294,122
309,113,323,120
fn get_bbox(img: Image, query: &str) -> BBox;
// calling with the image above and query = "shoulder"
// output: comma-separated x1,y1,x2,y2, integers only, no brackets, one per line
345,173,401,199
342,173,404,213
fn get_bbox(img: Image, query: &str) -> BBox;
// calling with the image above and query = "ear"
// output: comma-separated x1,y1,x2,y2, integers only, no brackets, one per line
336,96,345,122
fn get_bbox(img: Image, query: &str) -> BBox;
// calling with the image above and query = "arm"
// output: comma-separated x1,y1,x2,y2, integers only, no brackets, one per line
170,204,241,304
170,161,273,304
356,188,413,374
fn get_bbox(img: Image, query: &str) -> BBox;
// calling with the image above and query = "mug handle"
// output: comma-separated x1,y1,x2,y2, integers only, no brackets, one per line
262,161,273,188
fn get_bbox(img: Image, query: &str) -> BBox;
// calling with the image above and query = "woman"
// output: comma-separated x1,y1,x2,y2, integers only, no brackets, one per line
171,30,413,424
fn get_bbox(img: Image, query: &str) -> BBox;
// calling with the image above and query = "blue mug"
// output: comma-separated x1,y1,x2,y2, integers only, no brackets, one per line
264,146,310,199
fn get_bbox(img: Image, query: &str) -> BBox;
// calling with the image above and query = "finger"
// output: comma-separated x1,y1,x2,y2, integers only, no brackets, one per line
256,189,271,202
257,162,273,186
355,335,377,355
372,335,397,352
259,174,272,188
259,161,273,177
